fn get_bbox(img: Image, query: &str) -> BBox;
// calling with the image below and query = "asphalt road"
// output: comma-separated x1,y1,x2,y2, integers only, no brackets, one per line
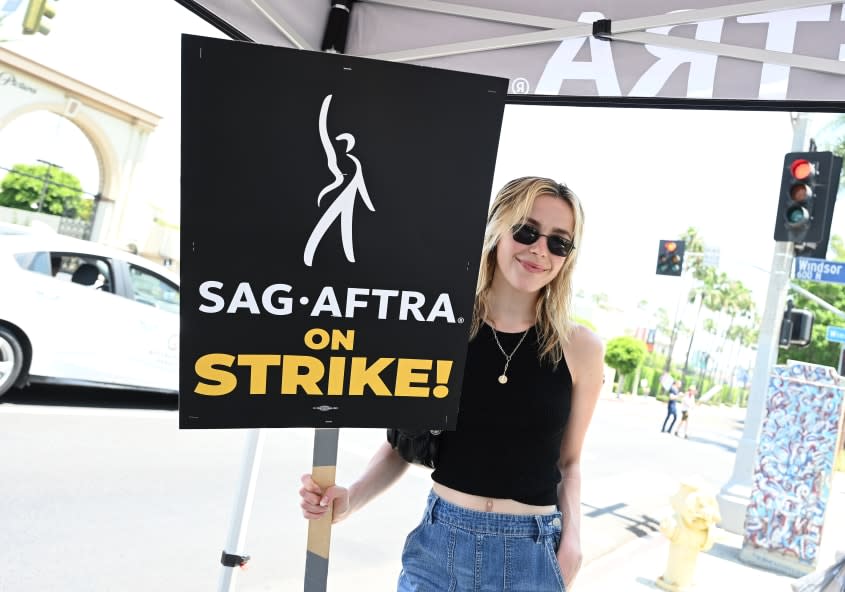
0,386,745,592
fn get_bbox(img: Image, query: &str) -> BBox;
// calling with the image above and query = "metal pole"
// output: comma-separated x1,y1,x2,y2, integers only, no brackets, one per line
217,429,265,592
716,112,807,533
34,159,62,213
663,270,689,374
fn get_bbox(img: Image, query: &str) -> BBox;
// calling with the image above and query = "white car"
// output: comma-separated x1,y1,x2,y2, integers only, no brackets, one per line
0,228,179,397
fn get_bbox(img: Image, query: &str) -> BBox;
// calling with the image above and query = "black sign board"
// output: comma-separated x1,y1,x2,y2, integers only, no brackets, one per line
179,35,507,429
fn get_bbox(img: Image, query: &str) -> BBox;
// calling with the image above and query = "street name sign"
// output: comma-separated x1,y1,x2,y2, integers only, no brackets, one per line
703,245,720,267
825,326,845,343
794,257,845,284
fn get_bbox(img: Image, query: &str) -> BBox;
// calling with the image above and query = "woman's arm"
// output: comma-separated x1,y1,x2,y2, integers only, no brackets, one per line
301,441,410,524
556,325,606,587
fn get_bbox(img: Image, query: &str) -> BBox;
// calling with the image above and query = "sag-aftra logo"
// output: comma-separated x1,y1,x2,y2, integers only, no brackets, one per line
195,94,458,325
303,94,375,267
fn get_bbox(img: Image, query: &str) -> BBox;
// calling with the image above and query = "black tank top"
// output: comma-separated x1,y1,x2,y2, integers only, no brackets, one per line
432,323,573,505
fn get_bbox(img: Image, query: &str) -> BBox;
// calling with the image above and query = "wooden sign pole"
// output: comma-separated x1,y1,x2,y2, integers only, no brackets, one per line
304,428,339,592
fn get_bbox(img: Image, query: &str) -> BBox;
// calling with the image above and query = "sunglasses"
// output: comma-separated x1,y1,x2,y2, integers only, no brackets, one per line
511,224,575,257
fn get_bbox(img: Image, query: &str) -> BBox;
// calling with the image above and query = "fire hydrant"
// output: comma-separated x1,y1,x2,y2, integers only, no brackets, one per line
656,479,721,592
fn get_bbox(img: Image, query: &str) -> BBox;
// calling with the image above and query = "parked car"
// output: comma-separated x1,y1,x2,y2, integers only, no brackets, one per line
0,229,179,397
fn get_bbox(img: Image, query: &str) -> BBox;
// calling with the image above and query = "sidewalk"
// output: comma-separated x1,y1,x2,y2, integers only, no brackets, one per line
576,471,845,592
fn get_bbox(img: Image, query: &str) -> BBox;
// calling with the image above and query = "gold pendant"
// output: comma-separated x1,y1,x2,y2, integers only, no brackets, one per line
498,374,508,384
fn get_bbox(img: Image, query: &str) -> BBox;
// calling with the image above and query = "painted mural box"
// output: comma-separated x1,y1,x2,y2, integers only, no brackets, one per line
740,361,845,577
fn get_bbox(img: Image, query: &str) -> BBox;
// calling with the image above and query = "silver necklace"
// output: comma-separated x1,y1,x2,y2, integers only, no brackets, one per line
490,325,530,384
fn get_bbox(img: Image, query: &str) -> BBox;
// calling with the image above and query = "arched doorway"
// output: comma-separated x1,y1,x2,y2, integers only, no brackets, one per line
0,46,160,245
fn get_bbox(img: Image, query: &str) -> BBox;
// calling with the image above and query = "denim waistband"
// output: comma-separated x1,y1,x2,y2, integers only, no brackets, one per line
423,490,562,539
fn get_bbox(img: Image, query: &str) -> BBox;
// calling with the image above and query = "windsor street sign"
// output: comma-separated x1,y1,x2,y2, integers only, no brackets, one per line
794,257,845,285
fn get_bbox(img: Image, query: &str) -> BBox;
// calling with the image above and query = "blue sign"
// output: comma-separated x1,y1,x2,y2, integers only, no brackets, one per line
794,257,845,284
826,326,845,344
1,0,22,14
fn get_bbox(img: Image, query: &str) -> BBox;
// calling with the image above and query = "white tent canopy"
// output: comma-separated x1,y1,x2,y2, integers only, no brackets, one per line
174,0,845,100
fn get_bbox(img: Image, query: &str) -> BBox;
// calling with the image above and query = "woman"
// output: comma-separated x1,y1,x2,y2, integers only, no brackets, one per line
674,386,697,439
299,177,605,591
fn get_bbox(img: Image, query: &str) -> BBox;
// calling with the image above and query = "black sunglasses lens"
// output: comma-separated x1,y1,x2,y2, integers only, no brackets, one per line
513,225,573,256
548,237,572,257
512,225,539,245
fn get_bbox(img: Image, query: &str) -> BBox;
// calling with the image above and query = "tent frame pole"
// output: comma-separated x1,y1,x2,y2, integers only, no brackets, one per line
249,0,314,49
360,0,845,76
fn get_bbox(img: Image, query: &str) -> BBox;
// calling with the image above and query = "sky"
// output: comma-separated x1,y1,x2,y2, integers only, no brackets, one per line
1,0,843,321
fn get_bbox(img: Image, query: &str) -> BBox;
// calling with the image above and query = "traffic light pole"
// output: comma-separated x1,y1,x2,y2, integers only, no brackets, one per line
716,113,808,534
717,240,794,533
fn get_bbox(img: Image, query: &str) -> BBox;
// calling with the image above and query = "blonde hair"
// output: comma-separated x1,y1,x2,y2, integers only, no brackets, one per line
471,176,585,366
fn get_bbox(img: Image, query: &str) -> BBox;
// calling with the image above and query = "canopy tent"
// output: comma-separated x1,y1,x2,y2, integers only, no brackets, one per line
173,0,845,101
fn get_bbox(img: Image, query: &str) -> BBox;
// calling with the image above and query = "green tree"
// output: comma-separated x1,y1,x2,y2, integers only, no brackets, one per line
776,233,845,367
777,279,845,367
817,116,845,186
605,336,648,394
0,163,92,220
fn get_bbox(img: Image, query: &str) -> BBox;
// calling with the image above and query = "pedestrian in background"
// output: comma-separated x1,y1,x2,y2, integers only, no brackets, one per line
298,177,605,591
661,380,682,434
674,386,697,439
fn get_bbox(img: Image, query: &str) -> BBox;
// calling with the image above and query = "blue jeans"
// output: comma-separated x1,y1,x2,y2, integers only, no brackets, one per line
662,401,677,433
398,491,566,591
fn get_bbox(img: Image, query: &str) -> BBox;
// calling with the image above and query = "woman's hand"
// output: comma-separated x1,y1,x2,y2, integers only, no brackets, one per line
557,535,583,590
299,474,351,524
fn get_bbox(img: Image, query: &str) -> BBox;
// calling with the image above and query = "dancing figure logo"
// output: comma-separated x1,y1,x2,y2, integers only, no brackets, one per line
303,94,374,267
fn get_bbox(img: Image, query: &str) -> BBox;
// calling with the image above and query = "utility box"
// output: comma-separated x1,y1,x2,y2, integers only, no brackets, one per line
740,361,845,576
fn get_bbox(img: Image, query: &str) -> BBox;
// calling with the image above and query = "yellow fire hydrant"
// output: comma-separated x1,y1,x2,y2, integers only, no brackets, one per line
656,479,721,592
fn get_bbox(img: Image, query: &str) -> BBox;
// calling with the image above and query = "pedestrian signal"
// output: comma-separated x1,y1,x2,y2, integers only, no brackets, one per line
778,304,814,349
656,239,685,276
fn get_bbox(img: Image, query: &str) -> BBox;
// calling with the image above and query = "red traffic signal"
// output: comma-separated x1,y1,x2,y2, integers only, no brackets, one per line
656,239,685,276
774,151,842,245
786,158,814,227
790,159,813,180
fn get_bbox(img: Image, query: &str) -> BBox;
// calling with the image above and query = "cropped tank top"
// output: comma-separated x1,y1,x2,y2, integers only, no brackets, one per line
431,323,573,506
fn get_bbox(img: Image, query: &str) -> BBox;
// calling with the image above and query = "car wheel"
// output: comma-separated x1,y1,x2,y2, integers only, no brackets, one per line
0,326,24,397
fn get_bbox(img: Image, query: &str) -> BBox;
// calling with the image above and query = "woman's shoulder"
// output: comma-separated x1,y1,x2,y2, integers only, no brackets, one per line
562,323,605,371
560,323,605,391
565,323,604,356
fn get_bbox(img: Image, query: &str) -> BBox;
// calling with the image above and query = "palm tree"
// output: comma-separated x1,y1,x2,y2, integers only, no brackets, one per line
681,227,707,280
726,320,759,404
682,266,720,374
715,280,755,383
663,227,708,374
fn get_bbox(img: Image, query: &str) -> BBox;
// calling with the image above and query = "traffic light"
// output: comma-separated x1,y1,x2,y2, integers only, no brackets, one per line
22,0,56,35
773,151,842,246
656,239,685,276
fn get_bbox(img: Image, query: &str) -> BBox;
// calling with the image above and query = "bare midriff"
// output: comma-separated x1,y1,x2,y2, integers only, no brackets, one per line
432,482,556,515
